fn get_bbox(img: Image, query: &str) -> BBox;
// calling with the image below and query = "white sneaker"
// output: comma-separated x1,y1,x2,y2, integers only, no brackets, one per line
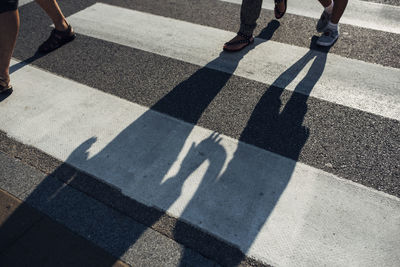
316,28,339,47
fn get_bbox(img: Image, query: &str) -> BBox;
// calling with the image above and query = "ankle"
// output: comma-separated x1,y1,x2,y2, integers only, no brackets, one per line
0,71,10,81
327,21,338,31
324,1,334,14
54,19,69,31
0,75,10,86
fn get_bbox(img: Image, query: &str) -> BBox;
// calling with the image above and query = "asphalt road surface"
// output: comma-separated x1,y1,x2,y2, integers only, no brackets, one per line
0,0,399,266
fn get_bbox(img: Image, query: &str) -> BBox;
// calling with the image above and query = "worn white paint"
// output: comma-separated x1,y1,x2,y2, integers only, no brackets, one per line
2,60,399,266
220,0,400,34
19,0,34,7
66,4,400,121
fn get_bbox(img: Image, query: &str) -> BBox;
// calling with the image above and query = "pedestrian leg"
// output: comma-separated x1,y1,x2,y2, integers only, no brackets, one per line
316,0,348,46
35,0,76,53
223,0,263,52
0,9,19,93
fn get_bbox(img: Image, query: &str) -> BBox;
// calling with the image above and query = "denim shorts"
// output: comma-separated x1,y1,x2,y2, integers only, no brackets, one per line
0,0,19,14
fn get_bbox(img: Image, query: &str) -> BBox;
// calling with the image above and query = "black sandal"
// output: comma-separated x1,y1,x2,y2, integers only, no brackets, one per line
0,78,12,94
38,24,76,54
274,0,287,19
223,32,254,52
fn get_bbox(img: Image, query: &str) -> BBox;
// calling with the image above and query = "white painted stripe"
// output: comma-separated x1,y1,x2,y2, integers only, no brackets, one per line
3,60,400,266
66,4,400,121
220,0,400,34
19,0,34,7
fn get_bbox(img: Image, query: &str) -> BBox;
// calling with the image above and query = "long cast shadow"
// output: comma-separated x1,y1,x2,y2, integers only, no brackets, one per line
0,21,279,266
9,52,47,75
0,52,47,102
172,37,331,265
1,25,331,266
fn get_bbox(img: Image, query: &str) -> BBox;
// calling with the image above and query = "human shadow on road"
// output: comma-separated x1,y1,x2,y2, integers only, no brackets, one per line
0,26,331,266
9,52,47,75
171,36,332,265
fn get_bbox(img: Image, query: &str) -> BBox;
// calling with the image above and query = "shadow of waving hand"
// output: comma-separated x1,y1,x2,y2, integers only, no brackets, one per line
0,21,281,266
1,23,331,266
172,38,331,265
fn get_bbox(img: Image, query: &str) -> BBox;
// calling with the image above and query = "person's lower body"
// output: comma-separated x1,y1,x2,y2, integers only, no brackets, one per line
0,1,19,93
238,0,263,37
35,0,76,53
316,0,348,46
223,0,286,52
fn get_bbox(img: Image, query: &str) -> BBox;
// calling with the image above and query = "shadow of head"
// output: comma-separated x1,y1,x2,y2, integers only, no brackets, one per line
66,136,98,162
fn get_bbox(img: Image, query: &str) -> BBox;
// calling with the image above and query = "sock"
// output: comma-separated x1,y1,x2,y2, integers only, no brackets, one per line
325,1,334,14
327,21,338,31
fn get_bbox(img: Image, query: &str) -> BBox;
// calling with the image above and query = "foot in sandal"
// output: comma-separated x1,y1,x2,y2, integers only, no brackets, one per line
223,32,254,52
0,77,12,94
38,24,76,54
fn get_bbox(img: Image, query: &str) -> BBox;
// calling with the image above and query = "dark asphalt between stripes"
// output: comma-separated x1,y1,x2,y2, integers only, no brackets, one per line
0,189,129,267
0,151,224,267
362,0,400,5
2,0,399,265
10,27,400,197
15,0,400,68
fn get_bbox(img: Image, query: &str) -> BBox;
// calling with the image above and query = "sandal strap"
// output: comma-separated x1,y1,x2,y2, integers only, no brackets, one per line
225,32,253,46
0,78,12,93
224,39,251,46
0,77,9,87
39,24,74,52
53,24,73,36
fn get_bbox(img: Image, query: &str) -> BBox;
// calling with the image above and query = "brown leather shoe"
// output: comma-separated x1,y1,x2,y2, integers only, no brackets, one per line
223,32,254,52
274,0,287,19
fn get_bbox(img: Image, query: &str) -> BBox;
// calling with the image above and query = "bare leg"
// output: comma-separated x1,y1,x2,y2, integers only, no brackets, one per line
0,10,19,85
318,0,348,23
318,0,332,8
316,0,348,46
35,0,75,53
330,0,348,24
35,0,68,31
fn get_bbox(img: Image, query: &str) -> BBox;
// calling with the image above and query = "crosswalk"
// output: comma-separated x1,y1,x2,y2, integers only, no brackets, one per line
66,3,400,120
2,0,400,266
221,0,400,34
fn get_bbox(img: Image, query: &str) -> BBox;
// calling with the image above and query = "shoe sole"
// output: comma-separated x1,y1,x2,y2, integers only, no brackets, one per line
223,39,254,52
316,36,338,47
0,86,13,94
38,33,77,54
